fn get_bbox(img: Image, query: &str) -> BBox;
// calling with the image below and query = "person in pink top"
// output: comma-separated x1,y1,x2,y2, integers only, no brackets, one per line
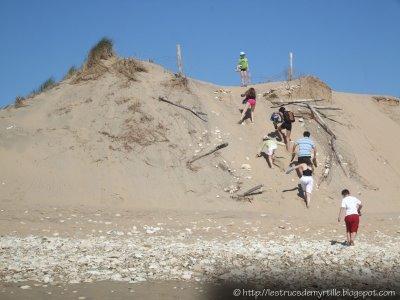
337,189,363,246
238,88,256,124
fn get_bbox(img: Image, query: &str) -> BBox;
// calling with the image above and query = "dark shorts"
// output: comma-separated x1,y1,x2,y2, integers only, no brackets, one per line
280,121,292,131
240,68,248,71
345,214,360,233
298,156,312,164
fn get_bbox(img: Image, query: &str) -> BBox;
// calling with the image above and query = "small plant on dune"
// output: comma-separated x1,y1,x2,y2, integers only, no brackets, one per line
113,58,147,82
73,37,114,83
14,96,26,108
30,77,57,96
63,65,78,80
38,77,56,93
86,37,114,68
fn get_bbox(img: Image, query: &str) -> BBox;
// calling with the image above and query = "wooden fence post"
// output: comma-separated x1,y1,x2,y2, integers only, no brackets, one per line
176,44,184,76
288,52,293,81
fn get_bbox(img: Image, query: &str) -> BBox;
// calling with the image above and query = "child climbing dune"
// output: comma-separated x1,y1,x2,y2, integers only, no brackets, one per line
256,136,285,169
238,87,256,124
286,160,314,208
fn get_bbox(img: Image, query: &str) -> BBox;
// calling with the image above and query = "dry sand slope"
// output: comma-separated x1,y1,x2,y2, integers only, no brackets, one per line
0,56,400,295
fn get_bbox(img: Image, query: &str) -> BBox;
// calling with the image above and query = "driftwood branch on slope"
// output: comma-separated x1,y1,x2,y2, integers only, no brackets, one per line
187,142,229,165
158,96,207,122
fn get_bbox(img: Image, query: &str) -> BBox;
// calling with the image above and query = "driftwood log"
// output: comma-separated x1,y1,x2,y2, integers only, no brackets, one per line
158,96,207,122
307,104,349,178
236,184,264,199
187,142,228,165
307,104,337,138
270,99,324,106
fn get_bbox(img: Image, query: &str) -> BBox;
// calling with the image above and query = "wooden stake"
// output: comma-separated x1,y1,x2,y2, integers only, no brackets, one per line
176,44,184,76
288,52,293,81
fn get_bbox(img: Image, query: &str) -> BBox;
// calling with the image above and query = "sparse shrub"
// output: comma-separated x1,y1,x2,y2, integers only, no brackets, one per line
37,77,56,93
163,73,190,92
87,37,114,68
113,58,147,81
72,37,114,83
14,96,26,108
63,66,78,80
127,101,141,113
29,77,57,96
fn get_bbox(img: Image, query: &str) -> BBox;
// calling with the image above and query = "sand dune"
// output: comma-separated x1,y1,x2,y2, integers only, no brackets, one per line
1,55,399,295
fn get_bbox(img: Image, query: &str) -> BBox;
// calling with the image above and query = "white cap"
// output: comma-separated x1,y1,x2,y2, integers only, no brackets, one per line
240,51,245,55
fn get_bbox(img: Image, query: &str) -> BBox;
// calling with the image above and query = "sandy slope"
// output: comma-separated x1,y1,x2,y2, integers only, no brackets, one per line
0,59,399,234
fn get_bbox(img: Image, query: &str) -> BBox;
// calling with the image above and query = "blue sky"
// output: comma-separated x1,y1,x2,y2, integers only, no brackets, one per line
1,0,399,105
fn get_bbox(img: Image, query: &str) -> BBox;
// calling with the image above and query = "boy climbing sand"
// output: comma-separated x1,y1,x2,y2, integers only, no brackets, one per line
338,189,362,246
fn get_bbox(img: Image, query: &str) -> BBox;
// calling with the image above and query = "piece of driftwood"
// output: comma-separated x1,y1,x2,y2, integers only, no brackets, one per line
271,99,324,106
187,142,228,165
158,96,207,122
317,110,346,126
307,104,349,177
307,104,336,138
331,137,349,177
318,152,333,187
237,184,264,198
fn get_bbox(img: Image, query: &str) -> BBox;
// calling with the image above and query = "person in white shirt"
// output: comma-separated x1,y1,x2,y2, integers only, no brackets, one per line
337,189,363,246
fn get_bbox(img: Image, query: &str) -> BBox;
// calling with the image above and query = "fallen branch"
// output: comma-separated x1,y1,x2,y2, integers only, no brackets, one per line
307,104,349,177
187,142,229,165
158,96,207,122
271,99,324,106
331,137,349,177
317,110,346,126
307,104,336,138
236,184,264,198
288,103,341,110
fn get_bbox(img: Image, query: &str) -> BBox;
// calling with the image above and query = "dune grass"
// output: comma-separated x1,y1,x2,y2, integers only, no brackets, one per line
87,37,114,68
63,66,78,80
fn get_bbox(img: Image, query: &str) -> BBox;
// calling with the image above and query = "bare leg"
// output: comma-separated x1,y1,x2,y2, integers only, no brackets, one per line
305,192,311,208
285,130,292,151
278,126,287,145
250,107,255,123
239,103,250,123
267,155,273,168
350,232,357,245
346,232,351,245
245,71,250,85
240,71,245,86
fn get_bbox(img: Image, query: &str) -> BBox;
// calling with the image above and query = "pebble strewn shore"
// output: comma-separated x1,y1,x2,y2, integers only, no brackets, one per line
1,235,399,290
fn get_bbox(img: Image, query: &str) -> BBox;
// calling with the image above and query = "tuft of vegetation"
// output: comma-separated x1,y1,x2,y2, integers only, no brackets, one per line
36,77,56,94
87,37,114,68
72,37,114,83
63,66,78,80
28,77,57,97
14,96,26,108
113,58,147,82
163,73,190,92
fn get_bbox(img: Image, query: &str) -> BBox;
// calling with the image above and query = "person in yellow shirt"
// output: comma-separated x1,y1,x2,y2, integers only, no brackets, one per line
236,51,250,87
256,136,285,168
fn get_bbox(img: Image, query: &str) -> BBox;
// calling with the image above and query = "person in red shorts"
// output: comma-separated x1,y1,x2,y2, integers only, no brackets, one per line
337,189,363,246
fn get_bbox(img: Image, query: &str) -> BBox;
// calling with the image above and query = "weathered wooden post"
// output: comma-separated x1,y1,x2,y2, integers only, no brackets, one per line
176,44,184,76
288,52,293,81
